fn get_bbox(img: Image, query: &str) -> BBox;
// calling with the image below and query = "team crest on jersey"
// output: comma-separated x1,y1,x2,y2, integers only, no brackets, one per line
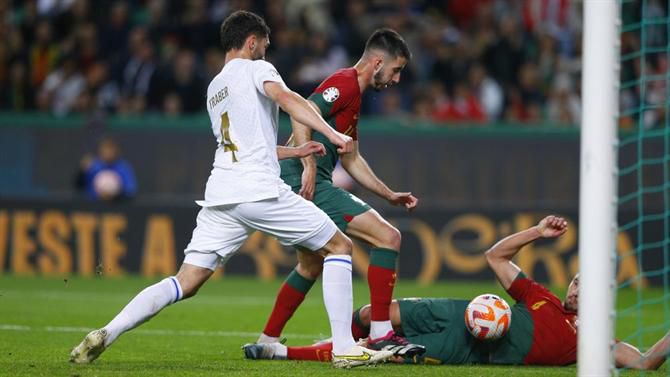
322,87,340,103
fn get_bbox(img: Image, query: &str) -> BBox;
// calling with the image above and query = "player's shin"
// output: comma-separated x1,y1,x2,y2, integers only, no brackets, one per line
322,255,356,354
368,248,398,339
260,269,315,342
103,276,183,346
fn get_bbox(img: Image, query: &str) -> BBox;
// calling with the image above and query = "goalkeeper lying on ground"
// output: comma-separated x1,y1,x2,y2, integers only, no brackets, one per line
244,216,670,369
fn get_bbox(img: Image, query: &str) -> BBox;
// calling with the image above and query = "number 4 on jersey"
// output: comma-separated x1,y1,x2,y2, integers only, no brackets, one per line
220,112,238,162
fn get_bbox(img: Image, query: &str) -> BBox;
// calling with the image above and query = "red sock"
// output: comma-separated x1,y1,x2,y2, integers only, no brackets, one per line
368,264,396,321
263,270,315,337
288,342,333,361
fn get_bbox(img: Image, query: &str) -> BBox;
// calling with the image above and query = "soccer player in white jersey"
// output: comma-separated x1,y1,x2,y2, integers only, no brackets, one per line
69,10,393,369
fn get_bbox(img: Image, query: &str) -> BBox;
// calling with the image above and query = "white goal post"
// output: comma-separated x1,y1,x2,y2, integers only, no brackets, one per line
578,0,620,376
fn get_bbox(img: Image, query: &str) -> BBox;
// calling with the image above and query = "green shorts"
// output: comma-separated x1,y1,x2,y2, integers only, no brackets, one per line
398,298,530,365
398,298,489,365
283,179,371,232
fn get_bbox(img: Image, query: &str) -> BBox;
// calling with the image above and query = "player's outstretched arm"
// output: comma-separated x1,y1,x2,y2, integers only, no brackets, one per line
276,141,326,160
486,215,568,290
615,330,670,370
263,81,353,154
340,142,418,211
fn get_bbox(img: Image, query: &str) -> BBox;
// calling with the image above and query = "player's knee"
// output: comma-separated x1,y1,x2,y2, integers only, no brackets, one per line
296,262,323,280
176,277,203,299
357,304,372,325
326,232,353,256
175,266,211,299
382,225,402,250
180,285,199,300
337,235,353,255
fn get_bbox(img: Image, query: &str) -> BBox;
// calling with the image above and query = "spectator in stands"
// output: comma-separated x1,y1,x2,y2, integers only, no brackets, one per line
503,87,525,123
518,62,544,107
641,58,667,129
1,59,33,111
295,33,348,91
73,22,100,73
99,1,131,64
547,74,581,126
203,48,225,81
379,88,411,120
15,0,39,51
117,27,155,114
411,92,435,123
336,1,374,62
37,53,86,115
144,0,170,48
265,28,302,86
162,92,183,117
285,0,335,36
49,0,91,42
29,19,59,90
178,0,215,54
536,32,560,91
0,0,656,129
75,137,137,201
433,81,487,123
483,13,525,88
468,63,503,121
148,49,206,113
73,61,118,113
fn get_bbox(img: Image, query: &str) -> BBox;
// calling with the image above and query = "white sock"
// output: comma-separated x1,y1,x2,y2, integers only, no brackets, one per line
273,343,288,359
103,276,182,346
322,255,356,355
370,320,393,340
257,333,280,344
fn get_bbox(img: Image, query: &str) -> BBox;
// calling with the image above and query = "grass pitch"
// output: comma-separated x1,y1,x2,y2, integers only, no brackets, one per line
0,275,666,376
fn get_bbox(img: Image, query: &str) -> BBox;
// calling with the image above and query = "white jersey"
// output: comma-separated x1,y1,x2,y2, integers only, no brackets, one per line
197,58,287,207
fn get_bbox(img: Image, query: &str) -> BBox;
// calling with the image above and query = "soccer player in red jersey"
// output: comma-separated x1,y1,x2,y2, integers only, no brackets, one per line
253,29,423,356
245,215,670,370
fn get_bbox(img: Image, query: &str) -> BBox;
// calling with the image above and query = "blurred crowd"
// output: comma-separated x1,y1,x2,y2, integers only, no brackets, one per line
0,0,665,128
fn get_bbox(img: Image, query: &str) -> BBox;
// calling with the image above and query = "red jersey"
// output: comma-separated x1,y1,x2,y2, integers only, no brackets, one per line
508,276,578,365
309,67,361,140
282,67,362,183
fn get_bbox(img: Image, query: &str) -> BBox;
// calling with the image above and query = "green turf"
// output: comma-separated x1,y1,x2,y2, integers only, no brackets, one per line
0,275,666,376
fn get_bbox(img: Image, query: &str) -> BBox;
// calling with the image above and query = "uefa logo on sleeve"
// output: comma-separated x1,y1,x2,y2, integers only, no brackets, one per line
322,87,340,103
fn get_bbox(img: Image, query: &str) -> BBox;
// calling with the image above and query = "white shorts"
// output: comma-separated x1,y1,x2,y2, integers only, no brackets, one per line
183,184,337,271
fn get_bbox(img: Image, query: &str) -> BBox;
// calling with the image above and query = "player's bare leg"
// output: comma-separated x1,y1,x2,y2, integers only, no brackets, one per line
70,263,213,363
345,210,424,357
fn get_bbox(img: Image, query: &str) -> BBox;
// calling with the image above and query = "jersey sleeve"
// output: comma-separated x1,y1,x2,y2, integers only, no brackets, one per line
506,272,533,303
507,272,556,304
251,60,286,97
308,75,357,119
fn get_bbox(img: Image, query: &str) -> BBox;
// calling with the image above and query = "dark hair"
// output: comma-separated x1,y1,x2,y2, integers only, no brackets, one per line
364,28,411,60
219,11,270,53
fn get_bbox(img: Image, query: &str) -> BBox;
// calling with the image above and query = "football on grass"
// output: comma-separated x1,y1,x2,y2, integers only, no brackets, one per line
464,294,512,341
